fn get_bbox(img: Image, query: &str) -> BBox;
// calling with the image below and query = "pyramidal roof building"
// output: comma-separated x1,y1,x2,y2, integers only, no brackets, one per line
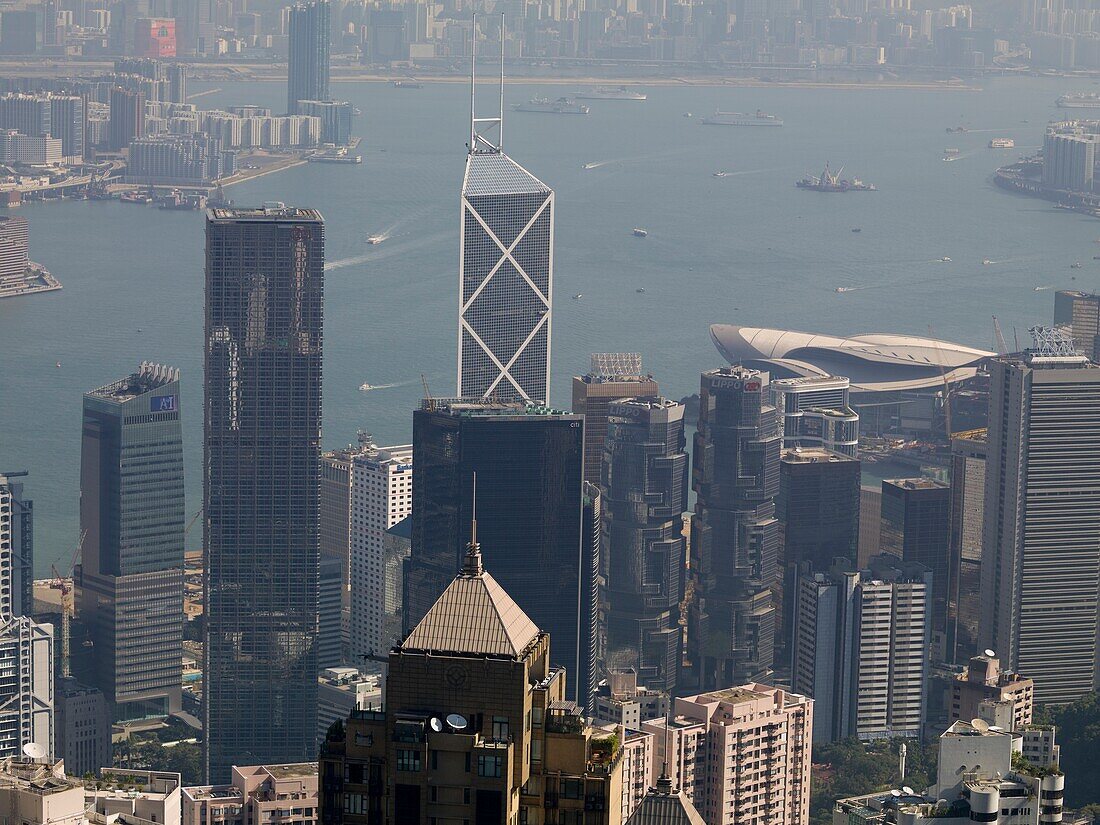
626,775,707,825
400,535,542,658
457,17,554,404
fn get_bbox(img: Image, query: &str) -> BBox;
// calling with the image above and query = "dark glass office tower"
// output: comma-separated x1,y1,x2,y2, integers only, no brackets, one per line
287,1,330,114
601,397,687,695
403,399,594,703
204,205,324,782
688,367,780,691
76,363,185,723
776,447,860,662
880,478,950,659
0,472,32,618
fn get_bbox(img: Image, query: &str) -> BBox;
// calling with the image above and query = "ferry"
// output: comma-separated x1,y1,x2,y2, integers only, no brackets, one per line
701,109,783,127
632,228,648,237
366,235,386,245
1057,92,1100,109
575,86,647,101
988,138,1015,149
944,147,961,157
941,256,952,262
513,97,590,115
583,162,600,170
713,171,729,177
359,383,378,391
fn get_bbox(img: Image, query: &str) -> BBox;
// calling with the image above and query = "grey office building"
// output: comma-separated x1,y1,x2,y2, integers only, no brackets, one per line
76,363,184,723
403,399,595,704
688,366,780,690
948,431,986,664
880,478,951,660
1054,289,1100,361
287,1,330,115
602,397,687,695
980,329,1100,704
572,353,659,485
204,205,324,781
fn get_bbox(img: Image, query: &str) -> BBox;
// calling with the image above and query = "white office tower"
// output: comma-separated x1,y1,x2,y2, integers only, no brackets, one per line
769,375,859,457
349,441,412,666
457,16,553,404
0,475,53,758
792,555,932,743
980,327,1100,704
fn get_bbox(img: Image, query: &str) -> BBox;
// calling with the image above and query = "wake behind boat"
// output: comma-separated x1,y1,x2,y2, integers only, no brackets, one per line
575,86,646,101
701,109,783,126
513,97,590,114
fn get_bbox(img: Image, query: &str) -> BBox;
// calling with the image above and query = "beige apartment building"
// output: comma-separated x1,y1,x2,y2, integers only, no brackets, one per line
182,764,318,825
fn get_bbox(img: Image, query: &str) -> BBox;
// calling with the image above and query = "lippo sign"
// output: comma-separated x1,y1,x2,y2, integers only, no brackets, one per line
706,376,762,392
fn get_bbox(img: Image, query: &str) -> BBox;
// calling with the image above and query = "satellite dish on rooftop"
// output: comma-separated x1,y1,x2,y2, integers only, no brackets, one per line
902,787,914,795
429,717,444,733
891,790,902,798
972,718,990,733
22,742,46,761
446,713,468,731
984,649,996,658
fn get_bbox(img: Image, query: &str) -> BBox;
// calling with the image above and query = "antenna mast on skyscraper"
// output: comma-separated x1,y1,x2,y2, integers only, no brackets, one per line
469,12,505,154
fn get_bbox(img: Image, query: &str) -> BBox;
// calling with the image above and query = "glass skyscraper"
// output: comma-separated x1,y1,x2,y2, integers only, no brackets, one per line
403,400,595,703
457,146,554,404
76,363,185,723
204,205,324,781
688,367,780,691
601,396,688,695
287,0,330,115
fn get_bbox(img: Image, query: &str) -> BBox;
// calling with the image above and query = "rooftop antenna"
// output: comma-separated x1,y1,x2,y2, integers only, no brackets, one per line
463,472,483,576
469,11,504,154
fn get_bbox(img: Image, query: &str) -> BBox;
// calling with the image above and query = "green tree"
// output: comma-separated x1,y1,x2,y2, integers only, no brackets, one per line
809,738,937,825
1035,692,1100,808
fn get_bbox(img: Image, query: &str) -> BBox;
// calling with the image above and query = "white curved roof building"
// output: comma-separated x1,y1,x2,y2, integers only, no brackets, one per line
710,325,994,393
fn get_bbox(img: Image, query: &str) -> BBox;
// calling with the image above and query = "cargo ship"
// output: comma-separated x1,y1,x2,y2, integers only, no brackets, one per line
513,97,590,114
575,86,646,100
1056,92,1100,109
796,163,876,192
988,138,1015,149
701,109,783,126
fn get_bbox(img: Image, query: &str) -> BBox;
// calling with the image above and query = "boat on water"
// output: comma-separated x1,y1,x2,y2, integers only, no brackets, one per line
583,162,600,170
944,147,961,157
835,287,858,293
941,256,952,262
513,97,590,114
632,228,648,237
393,79,423,88
575,86,646,101
366,235,386,245
636,287,646,293
683,112,693,118
946,125,969,133
701,109,782,127
1072,261,1083,268
359,383,377,391
120,191,153,204
851,227,862,233
796,163,876,192
572,293,583,299
1057,92,1100,109
989,138,1015,149
982,258,993,265
713,171,729,177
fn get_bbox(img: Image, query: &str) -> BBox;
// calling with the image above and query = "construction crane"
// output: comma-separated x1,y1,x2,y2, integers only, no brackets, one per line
992,316,1009,356
50,529,86,679
928,326,954,439
421,373,435,411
